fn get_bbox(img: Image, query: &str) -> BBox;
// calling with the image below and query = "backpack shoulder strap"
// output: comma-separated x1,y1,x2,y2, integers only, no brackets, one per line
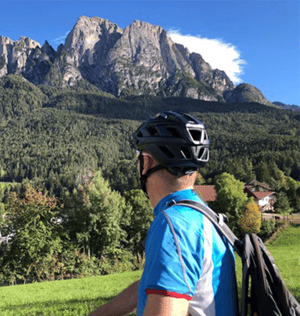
168,199,243,256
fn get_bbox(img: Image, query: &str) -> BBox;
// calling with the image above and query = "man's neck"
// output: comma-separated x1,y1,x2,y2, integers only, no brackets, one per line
147,174,194,208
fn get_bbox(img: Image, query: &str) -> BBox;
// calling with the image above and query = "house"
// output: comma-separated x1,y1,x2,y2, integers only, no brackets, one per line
244,180,277,212
245,190,277,212
194,181,277,213
244,180,273,192
194,185,217,203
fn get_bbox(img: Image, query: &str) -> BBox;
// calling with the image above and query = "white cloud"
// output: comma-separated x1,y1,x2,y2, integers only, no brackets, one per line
168,29,246,84
52,32,69,45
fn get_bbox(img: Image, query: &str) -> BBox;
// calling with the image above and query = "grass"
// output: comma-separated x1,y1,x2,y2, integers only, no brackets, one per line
265,223,300,300
0,270,142,316
0,224,299,315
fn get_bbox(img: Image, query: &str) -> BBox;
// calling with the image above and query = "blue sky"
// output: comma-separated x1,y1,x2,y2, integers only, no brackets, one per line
0,0,299,105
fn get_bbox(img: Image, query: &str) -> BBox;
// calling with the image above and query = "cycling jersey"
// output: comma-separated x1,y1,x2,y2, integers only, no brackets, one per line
137,189,238,316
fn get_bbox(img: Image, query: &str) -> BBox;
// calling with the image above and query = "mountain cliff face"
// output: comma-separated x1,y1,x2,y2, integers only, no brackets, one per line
0,16,269,103
0,36,41,78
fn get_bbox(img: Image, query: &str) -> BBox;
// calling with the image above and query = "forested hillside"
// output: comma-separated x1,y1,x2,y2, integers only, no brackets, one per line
0,74,299,198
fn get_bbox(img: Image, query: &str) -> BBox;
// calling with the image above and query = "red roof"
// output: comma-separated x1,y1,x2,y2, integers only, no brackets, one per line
247,191,276,200
194,185,217,202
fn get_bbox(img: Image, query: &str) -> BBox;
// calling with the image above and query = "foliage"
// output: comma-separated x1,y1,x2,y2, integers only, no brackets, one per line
99,249,144,275
0,106,139,196
0,75,46,117
0,183,106,284
258,219,276,240
0,183,65,284
239,203,261,234
122,189,153,256
224,157,255,183
280,177,300,213
0,74,300,210
61,170,131,258
194,171,205,185
213,173,250,234
275,191,291,214
1,73,300,284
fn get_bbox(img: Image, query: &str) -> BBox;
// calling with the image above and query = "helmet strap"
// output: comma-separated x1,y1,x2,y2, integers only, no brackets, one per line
138,151,165,198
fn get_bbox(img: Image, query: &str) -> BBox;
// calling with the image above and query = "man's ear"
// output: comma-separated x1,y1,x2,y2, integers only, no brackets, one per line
142,154,155,175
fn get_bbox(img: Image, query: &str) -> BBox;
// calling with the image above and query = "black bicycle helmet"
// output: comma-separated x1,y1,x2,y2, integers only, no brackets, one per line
133,110,209,195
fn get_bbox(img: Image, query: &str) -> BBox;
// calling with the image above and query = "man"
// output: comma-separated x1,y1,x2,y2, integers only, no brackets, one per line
89,111,238,316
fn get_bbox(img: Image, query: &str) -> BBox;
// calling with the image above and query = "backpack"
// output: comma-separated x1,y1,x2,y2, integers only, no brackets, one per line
167,199,300,316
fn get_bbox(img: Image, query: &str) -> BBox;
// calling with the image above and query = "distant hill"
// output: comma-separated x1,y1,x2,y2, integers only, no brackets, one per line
0,74,299,199
273,101,300,112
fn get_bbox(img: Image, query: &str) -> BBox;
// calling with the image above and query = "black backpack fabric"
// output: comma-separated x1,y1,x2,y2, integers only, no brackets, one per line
167,199,300,316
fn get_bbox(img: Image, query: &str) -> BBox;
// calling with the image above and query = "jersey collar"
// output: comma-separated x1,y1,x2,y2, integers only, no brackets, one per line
153,189,198,218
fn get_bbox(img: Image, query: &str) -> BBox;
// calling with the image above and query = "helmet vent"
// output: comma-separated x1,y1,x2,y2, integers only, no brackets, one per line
190,129,202,142
159,146,175,159
180,147,191,159
198,148,205,159
166,127,182,138
147,126,159,136
198,148,209,161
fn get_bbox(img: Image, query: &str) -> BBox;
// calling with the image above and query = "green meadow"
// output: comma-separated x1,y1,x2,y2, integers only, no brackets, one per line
0,271,142,316
0,225,299,316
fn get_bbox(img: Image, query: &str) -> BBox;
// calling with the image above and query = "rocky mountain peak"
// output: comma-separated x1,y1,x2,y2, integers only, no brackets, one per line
41,41,56,61
65,16,123,55
0,35,41,77
0,36,14,46
223,83,271,105
63,16,123,76
0,16,272,104
17,36,41,49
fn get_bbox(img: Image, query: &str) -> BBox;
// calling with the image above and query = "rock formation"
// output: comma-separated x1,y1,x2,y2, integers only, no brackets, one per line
0,16,270,104
223,83,271,105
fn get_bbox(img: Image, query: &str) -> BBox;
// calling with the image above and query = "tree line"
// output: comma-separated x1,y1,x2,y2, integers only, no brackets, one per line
0,169,287,286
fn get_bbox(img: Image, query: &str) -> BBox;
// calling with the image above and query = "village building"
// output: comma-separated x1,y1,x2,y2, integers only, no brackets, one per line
194,185,217,203
194,180,277,213
244,180,277,213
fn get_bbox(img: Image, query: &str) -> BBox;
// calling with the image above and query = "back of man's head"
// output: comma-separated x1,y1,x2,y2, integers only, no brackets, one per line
133,111,209,195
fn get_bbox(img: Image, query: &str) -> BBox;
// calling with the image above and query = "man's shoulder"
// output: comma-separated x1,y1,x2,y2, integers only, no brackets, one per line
163,192,205,223
156,203,207,241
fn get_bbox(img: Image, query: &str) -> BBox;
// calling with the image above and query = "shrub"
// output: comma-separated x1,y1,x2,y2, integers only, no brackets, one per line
258,219,276,240
61,170,131,259
0,183,65,284
239,203,261,234
213,173,249,234
122,189,153,255
99,249,144,275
